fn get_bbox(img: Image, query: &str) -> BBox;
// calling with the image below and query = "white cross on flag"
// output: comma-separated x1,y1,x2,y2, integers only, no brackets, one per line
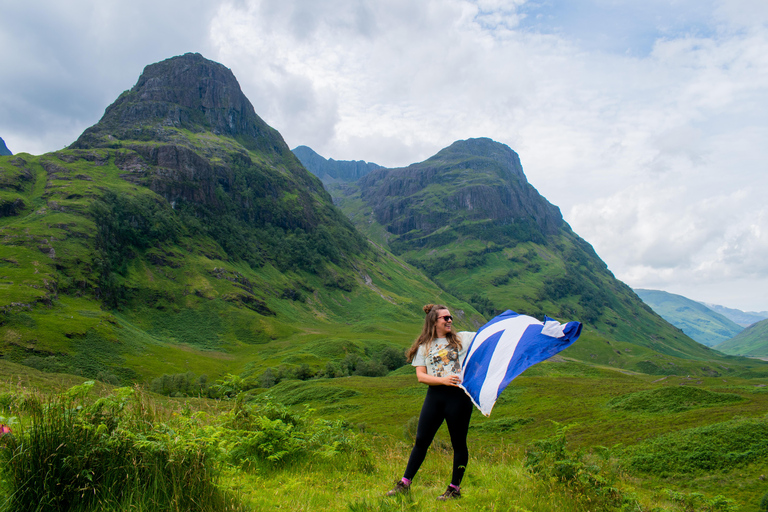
460,310,582,416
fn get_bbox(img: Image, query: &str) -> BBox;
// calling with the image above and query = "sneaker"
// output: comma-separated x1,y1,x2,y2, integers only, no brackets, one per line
437,485,461,500
386,480,410,496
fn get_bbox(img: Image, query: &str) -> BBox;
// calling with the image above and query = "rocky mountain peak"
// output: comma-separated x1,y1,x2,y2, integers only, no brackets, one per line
71,53,286,154
429,137,526,183
356,137,563,246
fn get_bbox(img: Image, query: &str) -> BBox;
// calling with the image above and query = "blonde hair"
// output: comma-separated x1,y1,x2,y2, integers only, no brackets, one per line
405,303,461,363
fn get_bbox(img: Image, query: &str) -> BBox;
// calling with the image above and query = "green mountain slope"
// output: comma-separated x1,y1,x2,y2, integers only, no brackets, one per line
699,302,768,328
0,53,483,385
305,139,765,377
715,318,768,357
635,289,744,347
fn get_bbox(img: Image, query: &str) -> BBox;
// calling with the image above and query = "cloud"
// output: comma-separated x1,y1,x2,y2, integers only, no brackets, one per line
2,0,768,309
0,0,216,153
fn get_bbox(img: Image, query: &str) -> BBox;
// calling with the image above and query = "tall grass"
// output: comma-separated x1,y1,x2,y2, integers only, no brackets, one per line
0,382,375,512
0,382,239,512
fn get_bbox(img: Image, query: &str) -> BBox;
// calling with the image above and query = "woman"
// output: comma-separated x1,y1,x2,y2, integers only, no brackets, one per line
386,303,475,500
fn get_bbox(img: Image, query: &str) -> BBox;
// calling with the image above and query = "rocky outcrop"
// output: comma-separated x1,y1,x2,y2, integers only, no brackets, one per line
358,138,563,242
292,145,381,183
62,52,366,275
71,53,289,156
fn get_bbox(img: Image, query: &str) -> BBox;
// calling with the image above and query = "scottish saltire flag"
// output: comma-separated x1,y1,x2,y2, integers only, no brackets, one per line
460,310,582,416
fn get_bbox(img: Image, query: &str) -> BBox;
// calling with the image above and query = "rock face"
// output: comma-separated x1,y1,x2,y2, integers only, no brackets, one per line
357,138,563,246
292,145,381,183
65,53,365,275
0,137,11,156
72,53,287,156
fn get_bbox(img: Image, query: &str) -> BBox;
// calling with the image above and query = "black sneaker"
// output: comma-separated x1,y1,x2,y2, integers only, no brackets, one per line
386,480,410,496
437,485,461,500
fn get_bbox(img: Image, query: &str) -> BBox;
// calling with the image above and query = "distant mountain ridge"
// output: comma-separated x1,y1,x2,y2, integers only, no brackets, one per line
699,302,768,328
634,289,743,347
292,145,381,183
0,137,11,156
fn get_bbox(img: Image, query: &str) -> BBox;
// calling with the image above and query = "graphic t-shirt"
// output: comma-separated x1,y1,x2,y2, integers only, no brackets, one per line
411,331,475,378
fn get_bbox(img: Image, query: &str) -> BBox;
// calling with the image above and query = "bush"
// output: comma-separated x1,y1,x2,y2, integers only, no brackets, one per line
150,371,209,397
525,424,638,511
220,397,372,472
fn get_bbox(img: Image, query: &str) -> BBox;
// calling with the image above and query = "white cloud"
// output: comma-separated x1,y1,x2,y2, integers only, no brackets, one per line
2,0,768,309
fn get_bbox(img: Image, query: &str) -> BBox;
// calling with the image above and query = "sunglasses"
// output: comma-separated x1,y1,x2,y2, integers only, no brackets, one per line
437,315,453,322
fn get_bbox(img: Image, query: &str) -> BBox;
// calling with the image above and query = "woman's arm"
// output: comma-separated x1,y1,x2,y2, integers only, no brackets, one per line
415,366,461,387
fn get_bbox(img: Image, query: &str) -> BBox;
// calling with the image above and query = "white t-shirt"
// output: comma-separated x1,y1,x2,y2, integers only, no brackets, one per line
411,331,475,378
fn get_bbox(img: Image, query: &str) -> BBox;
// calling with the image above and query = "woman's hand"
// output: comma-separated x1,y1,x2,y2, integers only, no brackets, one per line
444,375,461,387
415,367,462,387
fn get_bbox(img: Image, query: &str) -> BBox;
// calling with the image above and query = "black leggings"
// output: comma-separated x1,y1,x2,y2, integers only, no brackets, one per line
403,385,473,486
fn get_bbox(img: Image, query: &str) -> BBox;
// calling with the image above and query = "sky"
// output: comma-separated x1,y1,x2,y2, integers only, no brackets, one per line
2,0,768,312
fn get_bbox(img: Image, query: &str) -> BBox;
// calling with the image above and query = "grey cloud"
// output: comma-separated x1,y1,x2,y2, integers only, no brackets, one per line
0,1,216,152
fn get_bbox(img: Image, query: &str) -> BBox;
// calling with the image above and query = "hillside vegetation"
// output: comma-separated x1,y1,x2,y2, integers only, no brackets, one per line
311,139,764,378
0,53,483,388
715,318,768,357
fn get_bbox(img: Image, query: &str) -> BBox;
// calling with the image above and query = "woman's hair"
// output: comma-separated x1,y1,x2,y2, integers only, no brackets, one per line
405,303,461,363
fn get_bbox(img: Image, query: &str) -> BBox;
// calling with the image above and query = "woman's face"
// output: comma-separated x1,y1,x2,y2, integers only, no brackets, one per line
434,309,452,338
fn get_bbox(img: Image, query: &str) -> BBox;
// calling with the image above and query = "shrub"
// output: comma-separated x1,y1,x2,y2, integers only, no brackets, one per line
150,371,209,397
525,424,638,511
220,397,372,472
664,489,738,512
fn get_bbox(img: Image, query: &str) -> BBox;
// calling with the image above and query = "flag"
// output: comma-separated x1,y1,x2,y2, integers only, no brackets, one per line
460,310,582,416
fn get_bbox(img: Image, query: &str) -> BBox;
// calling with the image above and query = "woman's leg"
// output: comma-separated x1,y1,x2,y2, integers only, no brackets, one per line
403,387,446,480
444,390,474,486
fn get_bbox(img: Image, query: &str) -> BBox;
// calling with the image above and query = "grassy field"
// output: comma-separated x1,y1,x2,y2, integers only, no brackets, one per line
2,358,767,512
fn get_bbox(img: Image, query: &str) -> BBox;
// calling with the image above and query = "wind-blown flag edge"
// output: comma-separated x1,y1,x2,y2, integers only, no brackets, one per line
460,310,582,416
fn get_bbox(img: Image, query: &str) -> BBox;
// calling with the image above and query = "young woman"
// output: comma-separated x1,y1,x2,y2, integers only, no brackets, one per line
386,304,475,500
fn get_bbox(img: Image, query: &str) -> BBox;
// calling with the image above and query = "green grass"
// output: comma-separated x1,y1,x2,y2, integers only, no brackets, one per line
1,365,768,511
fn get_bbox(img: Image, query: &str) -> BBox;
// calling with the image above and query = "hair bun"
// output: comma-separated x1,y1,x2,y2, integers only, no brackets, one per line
423,304,436,315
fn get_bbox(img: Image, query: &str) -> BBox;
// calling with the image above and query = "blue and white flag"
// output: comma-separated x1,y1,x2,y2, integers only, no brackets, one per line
460,310,582,416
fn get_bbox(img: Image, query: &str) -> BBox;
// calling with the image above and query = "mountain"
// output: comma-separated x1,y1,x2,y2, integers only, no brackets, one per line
634,289,744,347
699,302,768,328
0,53,476,384
714,318,768,357
317,139,757,376
1,53,765,386
0,137,11,156
292,145,381,183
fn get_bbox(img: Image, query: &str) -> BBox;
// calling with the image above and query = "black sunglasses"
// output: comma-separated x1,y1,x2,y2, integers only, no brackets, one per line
437,315,453,322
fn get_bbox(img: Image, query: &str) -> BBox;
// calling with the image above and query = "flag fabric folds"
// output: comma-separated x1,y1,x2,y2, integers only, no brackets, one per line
460,310,582,416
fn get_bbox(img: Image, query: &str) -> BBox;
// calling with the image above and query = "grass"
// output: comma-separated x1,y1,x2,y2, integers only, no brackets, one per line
1,368,767,511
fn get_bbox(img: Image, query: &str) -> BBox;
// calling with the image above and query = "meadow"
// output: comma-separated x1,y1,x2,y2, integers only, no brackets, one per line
1,357,767,512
